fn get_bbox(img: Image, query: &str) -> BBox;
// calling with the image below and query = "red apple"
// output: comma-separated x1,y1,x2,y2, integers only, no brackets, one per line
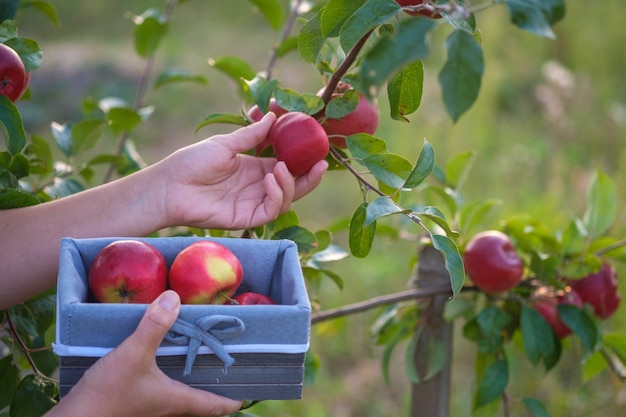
88,240,168,303
463,230,524,294
247,99,288,155
0,43,29,102
233,292,276,305
568,263,621,319
268,111,330,177
395,0,443,19
533,287,583,339
168,240,243,304
317,85,380,149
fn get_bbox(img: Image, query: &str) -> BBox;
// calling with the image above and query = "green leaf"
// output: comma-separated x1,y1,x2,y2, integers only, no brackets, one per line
274,88,325,114
298,8,324,63
603,332,626,365
154,68,208,89
0,188,40,209
208,56,257,82
195,113,248,134
405,325,448,384
133,8,168,58
430,234,464,296
24,0,61,27
445,149,476,189
522,398,552,417
387,60,423,122
106,107,142,135
4,37,43,72
70,119,104,155
349,202,377,258
10,375,57,417
520,304,561,370
320,0,366,37
116,140,145,176
558,304,600,353
248,0,285,30
359,17,435,97
419,206,459,238
44,178,84,198
362,152,413,189
0,1,19,21
325,89,359,119
473,358,508,409
0,355,19,409
504,0,559,39
346,133,389,159
365,196,411,225
0,95,26,155
339,0,401,53
273,225,318,253
438,30,484,122
582,170,616,239
244,76,279,111
403,140,434,189
560,217,587,256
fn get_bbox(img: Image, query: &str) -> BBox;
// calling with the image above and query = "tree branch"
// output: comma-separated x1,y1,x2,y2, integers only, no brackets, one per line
311,285,452,325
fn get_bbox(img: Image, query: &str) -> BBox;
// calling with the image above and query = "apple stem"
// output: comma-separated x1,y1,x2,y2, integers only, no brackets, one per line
217,291,239,305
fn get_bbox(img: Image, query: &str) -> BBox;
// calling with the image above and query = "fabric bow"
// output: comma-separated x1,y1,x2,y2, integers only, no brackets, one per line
164,315,246,376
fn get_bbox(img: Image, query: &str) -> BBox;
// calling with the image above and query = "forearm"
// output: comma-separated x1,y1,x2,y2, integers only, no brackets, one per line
0,168,167,309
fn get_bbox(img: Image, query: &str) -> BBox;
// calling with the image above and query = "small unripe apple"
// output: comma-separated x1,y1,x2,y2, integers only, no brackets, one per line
268,112,330,177
395,0,443,19
532,287,583,339
247,99,288,155
0,43,29,102
463,230,524,294
317,86,380,149
88,240,168,303
233,292,276,305
168,240,243,304
568,263,621,319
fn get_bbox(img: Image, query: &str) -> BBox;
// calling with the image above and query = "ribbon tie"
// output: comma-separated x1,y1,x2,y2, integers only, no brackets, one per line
164,315,246,376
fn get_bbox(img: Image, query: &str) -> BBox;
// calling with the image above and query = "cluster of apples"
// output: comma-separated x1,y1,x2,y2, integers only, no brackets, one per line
247,83,380,177
463,230,621,339
88,240,276,306
0,43,30,102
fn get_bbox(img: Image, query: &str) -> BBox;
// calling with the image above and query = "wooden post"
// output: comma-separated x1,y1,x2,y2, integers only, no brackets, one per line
410,243,453,417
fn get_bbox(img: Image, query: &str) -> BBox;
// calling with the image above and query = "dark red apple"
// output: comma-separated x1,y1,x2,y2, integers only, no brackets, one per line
168,240,243,304
0,43,28,102
568,263,621,320
317,86,380,149
533,287,583,339
463,231,524,294
233,292,276,305
88,240,168,303
268,112,330,177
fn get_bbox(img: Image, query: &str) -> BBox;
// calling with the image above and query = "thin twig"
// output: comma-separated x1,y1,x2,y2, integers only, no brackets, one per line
311,285,452,325
265,0,304,80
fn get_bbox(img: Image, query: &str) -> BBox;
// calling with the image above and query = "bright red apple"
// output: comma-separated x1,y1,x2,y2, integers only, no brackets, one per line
568,263,621,319
88,240,168,303
395,0,443,19
463,230,524,294
233,292,276,305
268,111,330,177
168,240,243,304
0,43,29,102
317,85,380,149
532,287,583,339
247,99,288,155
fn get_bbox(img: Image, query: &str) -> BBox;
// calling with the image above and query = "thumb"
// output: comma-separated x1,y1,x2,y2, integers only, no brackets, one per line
214,111,276,154
127,290,181,356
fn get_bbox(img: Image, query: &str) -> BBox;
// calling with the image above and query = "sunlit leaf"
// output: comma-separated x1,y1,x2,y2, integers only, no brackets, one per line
387,60,423,122
339,0,401,53
403,140,434,188
346,133,389,159
133,8,168,58
438,30,484,122
362,153,412,189
320,0,366,37
298,8,324,63
154,68,208,89
208,56,256,82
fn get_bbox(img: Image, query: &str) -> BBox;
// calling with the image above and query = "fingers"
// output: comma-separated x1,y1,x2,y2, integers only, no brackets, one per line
169,382,243,417
125,290,181,357
212,112,276,154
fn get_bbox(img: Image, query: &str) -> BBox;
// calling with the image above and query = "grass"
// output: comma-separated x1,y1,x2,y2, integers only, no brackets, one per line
12,0,626,415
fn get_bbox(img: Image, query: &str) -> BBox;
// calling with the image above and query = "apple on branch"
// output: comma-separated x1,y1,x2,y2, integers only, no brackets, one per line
88,240,168,303
567,263,621,320
463,230,524,294
532,287,583,339
168,240,243,304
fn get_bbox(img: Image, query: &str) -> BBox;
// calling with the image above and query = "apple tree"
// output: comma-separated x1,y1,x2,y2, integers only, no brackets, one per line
1,1,625,416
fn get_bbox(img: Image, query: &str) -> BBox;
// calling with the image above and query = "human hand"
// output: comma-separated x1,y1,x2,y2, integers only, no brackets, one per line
46,291,242,417
148,112,328,230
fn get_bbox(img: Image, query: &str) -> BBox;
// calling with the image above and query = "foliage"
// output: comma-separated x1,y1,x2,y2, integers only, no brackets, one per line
1,0,624,417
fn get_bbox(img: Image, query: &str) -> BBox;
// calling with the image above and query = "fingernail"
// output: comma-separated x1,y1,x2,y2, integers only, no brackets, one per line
158,290,180,312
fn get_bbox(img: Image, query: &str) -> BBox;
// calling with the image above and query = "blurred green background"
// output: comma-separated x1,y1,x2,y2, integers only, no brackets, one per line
14,1,626,416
